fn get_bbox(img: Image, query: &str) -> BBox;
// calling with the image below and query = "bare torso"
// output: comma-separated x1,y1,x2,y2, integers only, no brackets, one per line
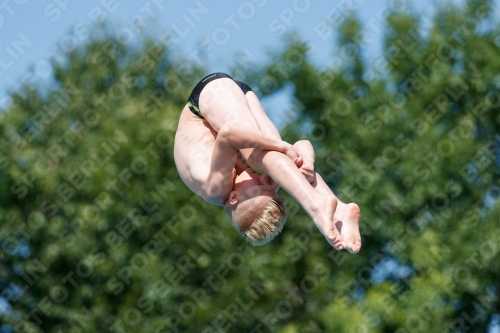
174,105,236,205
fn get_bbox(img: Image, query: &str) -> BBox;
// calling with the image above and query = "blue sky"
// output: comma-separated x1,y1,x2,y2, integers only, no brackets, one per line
0,0,473,114
0,0,450,103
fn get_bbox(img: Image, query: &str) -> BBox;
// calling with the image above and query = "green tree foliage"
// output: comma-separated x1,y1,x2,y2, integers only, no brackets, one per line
0,1,499,332
243,1,500,332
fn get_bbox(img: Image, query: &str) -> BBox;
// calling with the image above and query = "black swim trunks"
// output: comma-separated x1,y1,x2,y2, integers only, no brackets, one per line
187,72,254,118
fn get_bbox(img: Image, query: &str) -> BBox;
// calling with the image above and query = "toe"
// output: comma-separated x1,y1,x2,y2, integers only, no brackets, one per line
325,231,344,250
346,242,356,254
352,241,362,254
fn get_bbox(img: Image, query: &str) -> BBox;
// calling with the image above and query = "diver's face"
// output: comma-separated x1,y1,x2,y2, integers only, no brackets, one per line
233,169,276,200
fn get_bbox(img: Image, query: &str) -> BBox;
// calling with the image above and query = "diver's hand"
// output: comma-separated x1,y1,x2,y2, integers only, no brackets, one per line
284,143,303,167
299,157,315,183
293,140,315,183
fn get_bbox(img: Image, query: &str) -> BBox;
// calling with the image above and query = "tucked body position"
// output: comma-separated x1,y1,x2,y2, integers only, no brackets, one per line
174,73,361,253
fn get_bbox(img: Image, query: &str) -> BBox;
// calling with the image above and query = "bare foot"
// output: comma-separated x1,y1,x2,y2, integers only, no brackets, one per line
334,202,361,253
310,195,345,250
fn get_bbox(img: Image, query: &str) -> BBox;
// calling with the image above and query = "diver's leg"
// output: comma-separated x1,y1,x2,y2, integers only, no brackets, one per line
198,78,262,133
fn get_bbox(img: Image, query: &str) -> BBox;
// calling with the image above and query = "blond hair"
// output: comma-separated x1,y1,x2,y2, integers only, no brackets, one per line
225,195,287,246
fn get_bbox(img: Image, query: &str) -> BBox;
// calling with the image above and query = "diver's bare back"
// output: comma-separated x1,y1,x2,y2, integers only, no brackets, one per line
174,105,233,205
